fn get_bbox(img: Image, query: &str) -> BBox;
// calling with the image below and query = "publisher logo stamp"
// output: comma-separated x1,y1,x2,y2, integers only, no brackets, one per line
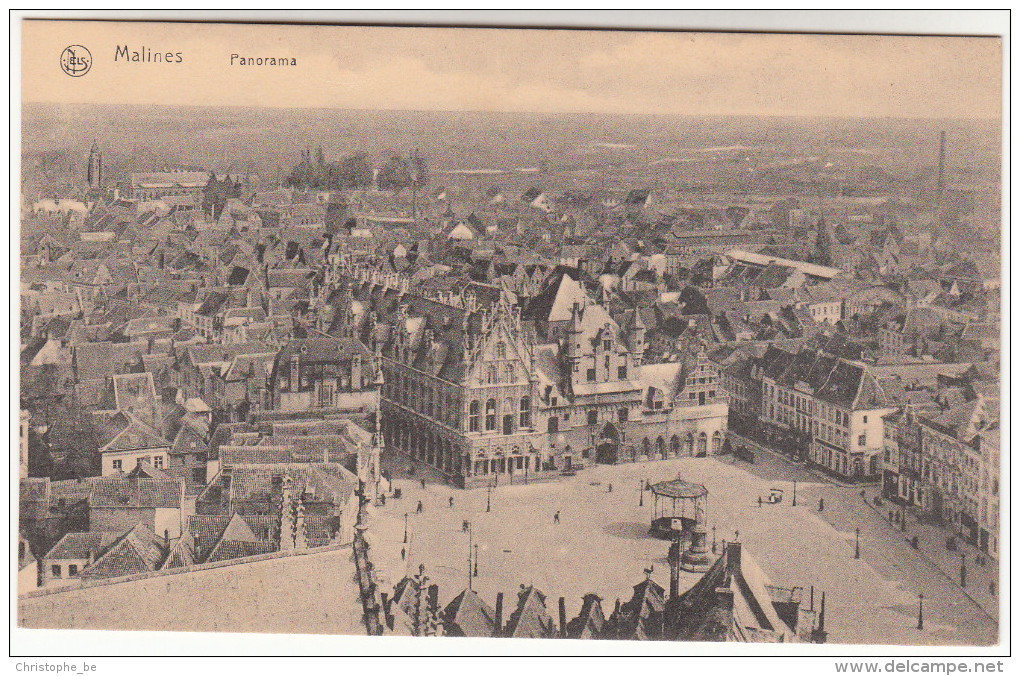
60,45,92,77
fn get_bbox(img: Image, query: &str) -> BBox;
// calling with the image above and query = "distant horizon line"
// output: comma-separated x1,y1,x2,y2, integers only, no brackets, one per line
20,100,1001,123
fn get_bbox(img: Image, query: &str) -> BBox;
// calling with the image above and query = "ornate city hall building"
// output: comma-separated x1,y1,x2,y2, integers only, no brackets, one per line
331,265,727,488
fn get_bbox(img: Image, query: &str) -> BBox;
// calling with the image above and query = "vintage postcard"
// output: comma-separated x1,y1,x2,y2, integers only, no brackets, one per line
15,14,1005,657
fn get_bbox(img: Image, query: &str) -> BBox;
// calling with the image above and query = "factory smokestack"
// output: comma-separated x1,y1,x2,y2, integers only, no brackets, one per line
937,130,947,197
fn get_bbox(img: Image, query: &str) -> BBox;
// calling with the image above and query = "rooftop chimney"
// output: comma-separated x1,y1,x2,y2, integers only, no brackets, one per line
818,591,826,633
494,592,504,637
380,592,393,630
668,538,680,601
725,541,742,580
937,130,947,197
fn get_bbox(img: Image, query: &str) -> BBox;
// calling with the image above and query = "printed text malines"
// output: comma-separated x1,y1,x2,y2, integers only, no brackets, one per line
115,45,183,63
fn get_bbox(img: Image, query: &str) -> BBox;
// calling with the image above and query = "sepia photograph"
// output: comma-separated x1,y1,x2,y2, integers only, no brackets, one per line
12,10,1008,663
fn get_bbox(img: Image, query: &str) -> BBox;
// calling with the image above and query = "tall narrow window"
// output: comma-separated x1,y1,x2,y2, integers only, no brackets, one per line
469,400,480,432
496,342,507,360
520,397,531,428
485,399,497,431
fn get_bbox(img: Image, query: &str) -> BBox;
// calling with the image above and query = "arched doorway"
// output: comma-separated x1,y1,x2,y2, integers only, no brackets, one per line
596,422,620,464
671,435,680,457
642,438,651,458
685,433,694,456
656,437,665,459
712,431,722,455
697,432,708,457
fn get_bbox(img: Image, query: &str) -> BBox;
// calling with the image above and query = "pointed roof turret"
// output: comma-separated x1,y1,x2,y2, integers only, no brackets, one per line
568,301,583,334
628,306,646,331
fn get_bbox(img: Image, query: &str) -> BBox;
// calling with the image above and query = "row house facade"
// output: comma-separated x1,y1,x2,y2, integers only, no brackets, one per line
881,409,928,510
269,333,379,415
177,342,277,421
755,347,894,481
917,397,999,558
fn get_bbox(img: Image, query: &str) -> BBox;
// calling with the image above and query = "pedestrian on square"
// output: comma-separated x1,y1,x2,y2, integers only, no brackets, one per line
819,497,825,512
554,511,560,525
401,547,406,561
608,483,613,493
421,478,426,490
449,496,454,508
416,500,423,514
758,496,762,508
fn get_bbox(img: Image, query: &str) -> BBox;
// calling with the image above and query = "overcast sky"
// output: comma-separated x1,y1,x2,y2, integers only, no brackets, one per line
21,21,1002,119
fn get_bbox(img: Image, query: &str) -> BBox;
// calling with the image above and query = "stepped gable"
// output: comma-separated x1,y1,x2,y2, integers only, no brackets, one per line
566,593,606,639
613,577,666,640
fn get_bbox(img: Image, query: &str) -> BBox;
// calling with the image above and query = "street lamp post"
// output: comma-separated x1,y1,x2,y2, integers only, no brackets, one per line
486,484,491,513
792,479,797,507
474,544,479,577
468,524,473,591
712,525,717,554
639,479,644,507
917,593,924,630
901,503,907,532
960,553,967,588
404,512,408,543
855,528,860,559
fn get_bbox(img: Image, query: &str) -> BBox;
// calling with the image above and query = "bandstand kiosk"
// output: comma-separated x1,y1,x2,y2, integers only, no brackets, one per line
649,478,714,572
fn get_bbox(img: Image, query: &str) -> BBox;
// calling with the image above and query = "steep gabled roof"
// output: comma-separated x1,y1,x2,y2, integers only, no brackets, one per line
442,589,497,638
202,512,275,564
161,533,196,569
45,531,119,560
504,586,555,638
101,415,169,454
79,523,166,580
